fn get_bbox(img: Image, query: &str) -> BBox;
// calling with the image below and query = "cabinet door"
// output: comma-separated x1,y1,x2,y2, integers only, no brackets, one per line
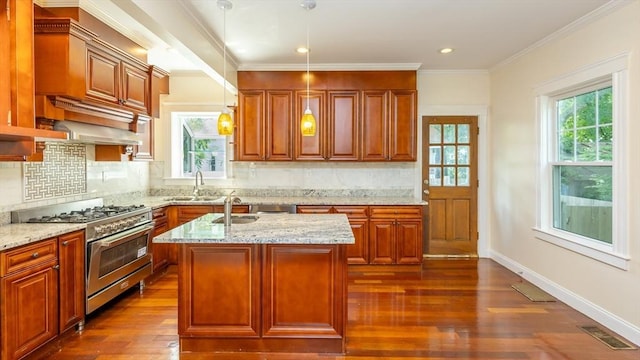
0,0,9,127
179,244,260,337
58,230,85,333
2,263,58,360
120,60,149,113
85,45,120,106
266,91,294,160
395,220,423,264
327,91,359,160
151,207,170,271
369,220,395,264
236,90,265,161
345,218,369,264
388,90,417,161
361,90,388,161
294,90,326,160
263,245,345,338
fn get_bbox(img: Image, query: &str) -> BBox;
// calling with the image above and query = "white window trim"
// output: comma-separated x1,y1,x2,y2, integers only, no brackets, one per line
533,53,630,270
170,111,229,180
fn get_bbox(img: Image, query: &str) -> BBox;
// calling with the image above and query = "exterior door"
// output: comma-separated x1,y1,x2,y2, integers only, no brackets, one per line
423,116,478,255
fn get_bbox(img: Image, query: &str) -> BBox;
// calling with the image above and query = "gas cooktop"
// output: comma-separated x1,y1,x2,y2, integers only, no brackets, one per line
26,204,147,223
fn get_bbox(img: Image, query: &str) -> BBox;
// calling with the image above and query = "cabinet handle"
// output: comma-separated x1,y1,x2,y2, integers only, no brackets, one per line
53,264,60,270
32,252,39,258
62,241,69,246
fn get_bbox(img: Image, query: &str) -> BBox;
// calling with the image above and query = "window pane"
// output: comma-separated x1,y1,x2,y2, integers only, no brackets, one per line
553,165,612,243
443,167,456,186
457,167,470,186
458,124,470,143
576,127,596,161
429,125,442,144
599,125,613,161
429,146,441,165
575,91,596,127
558,129,574,161
598,87,612,125
429,167,442,186
443,124,455,143
457,145,470,165
443,146,456,165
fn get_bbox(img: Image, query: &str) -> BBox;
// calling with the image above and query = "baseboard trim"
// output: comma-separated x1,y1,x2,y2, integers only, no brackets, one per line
490,250,640,347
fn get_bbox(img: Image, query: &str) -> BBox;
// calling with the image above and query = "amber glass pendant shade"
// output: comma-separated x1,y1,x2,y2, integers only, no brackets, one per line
217,111,234,136
300,108,316,136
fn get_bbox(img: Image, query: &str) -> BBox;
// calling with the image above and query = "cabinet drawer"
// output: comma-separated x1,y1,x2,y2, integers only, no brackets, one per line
333,206,368,218
296,206,332,214
369,206,422,219
1,238,57,276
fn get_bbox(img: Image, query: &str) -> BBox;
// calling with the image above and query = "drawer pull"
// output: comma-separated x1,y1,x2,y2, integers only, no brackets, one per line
32,252,39,258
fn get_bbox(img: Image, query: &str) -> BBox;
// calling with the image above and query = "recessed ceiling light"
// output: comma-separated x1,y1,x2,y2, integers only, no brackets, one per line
296,47,309,54
439,48,454,54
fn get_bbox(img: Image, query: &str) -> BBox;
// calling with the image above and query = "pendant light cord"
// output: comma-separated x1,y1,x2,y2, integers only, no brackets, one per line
305,13,310,111
222,5,227,112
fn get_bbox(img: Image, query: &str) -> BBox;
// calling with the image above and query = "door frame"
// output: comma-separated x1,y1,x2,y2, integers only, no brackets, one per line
416,105,490,258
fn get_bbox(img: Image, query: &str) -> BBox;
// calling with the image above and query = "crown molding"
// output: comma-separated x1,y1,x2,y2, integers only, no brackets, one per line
238,63,422,71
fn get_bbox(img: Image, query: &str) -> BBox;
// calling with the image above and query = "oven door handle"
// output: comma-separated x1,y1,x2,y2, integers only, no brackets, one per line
97,223,155,248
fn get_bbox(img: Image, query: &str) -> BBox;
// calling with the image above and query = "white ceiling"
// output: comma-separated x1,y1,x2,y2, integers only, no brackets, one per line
40,0,618,84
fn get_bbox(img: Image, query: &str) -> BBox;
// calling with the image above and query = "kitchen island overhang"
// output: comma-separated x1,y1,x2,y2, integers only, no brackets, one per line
153,213,355,355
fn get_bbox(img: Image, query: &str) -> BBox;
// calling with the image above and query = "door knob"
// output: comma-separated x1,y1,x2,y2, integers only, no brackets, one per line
423,190,429,195
423,179,429,185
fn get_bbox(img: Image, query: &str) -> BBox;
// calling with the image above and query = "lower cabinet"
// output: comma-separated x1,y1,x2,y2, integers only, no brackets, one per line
178,243,346,353
0,231,85,360
297,205,369,264
297,205,422,265
369,206,423,264
57,231,85,333
151,206,172,272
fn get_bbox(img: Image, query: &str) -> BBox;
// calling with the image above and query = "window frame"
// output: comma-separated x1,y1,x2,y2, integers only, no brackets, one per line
533,54,629,270
170,111,229,180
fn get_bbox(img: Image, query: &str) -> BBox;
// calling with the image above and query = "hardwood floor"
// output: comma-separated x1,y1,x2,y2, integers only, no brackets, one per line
31,259,637,359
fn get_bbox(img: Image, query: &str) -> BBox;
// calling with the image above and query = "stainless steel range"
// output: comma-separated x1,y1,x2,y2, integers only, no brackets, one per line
12,199,154,315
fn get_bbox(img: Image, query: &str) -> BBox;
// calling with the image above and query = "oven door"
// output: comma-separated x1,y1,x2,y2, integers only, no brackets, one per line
86,222,154,297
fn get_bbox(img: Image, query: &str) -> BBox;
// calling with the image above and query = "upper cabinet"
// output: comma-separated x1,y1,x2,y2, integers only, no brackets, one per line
236,71,417,162
33,18,151,126
0,0,66,160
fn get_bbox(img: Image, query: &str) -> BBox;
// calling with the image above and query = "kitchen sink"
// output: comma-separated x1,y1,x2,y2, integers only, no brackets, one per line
212,215,260,224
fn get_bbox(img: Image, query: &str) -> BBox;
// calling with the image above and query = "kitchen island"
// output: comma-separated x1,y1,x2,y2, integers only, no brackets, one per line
153,213,355,355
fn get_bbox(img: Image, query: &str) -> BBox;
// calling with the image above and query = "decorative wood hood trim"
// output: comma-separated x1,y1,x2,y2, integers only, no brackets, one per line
34,17,96,42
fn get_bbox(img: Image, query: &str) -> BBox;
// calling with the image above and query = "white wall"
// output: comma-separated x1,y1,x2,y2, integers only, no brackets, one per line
489,1,640,344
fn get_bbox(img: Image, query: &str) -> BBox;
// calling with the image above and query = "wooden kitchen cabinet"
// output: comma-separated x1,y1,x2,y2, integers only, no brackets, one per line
57,230,85,333
236,90,294,161
236,71,416,162
369,206,423,264
297,205,369,264
151,206,171,272
1,239,59,360
362,90,417,161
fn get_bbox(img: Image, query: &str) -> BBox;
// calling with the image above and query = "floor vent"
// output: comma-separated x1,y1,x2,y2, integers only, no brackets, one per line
579,325,637,350
511,282,556,302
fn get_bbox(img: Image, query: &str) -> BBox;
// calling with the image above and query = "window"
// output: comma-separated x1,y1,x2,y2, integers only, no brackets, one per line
552,85,612,243
171,112,228,179
534,54,629,269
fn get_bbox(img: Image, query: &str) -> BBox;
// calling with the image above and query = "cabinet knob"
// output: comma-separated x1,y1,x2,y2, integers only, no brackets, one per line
32,252,39,258
62,241,69,246
53,264,60,270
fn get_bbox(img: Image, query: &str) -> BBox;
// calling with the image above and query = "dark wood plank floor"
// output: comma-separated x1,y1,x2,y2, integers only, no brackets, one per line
31,259,637,359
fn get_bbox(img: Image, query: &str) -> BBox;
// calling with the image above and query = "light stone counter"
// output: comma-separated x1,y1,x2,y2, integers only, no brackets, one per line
0,223,86,251
153,213,355,245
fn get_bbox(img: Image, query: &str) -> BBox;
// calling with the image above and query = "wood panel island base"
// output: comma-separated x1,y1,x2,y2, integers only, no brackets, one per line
153,213,355,355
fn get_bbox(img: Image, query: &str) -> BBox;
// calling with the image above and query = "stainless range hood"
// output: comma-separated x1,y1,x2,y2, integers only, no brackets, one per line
53,121,141,146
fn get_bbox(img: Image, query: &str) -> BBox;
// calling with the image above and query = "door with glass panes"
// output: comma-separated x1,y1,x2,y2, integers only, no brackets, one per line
423,116,478,255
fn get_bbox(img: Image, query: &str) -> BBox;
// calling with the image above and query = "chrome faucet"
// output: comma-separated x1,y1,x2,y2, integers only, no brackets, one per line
193,170,204,199
223,190,241,226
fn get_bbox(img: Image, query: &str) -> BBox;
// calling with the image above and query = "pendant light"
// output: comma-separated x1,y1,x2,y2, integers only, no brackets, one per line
217,0,233,136
300,0,317,137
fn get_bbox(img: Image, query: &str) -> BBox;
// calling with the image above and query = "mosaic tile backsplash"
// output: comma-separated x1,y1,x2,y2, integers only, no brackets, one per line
23,143,86,201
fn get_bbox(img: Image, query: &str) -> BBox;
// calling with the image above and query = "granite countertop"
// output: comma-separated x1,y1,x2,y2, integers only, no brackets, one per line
153,213,355,245
0,223,86,251
140,195,426,209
